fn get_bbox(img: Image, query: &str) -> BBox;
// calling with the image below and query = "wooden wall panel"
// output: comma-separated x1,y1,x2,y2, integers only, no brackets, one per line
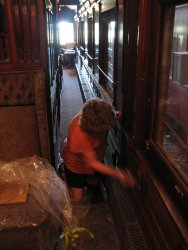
30,0,40,63
0,0,46,70
12,0,24,63
0,1,53,163
12,0,40,66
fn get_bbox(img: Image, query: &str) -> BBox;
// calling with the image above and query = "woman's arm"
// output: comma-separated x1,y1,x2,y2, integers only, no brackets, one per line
83,150,134,188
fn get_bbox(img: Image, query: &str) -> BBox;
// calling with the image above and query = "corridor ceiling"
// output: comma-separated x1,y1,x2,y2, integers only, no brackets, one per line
59,0,79,5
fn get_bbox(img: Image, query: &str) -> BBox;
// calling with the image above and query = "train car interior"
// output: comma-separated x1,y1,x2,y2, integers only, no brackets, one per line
0,0,188,249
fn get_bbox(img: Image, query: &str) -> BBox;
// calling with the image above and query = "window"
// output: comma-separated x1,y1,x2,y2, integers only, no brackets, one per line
99,10,115,97
59,22,74,45
155,4,188,184
93,6,99,77
107,21,115,82
157,4,188,184
87,16,93,67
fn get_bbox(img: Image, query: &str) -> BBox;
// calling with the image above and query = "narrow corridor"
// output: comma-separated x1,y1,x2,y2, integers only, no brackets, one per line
58,68,121,250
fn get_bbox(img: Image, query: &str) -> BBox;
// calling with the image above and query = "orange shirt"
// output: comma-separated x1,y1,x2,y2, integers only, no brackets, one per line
62,114,108,174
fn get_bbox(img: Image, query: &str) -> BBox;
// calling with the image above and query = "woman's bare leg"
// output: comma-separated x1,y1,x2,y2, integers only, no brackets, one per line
70,187,84,201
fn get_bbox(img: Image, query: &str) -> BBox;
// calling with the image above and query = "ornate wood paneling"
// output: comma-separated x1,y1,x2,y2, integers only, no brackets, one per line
0,0,53,162
12,0,40,65
0,0,47,70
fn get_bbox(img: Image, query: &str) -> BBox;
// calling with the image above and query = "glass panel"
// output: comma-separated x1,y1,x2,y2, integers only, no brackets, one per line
107,21,115,82
94,5,99,78
100,16,115,96
59,22,74,46
84,20,88,51
157,4,188,181
87,17,93,67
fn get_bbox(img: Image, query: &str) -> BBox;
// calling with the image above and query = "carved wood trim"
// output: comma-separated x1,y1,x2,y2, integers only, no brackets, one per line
34,71,51,162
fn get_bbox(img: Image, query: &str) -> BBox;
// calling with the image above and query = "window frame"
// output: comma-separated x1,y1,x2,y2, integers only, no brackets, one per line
144,0,188,218
99,8,116,97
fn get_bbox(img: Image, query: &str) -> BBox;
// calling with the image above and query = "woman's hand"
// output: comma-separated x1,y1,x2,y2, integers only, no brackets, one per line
116,168,135,188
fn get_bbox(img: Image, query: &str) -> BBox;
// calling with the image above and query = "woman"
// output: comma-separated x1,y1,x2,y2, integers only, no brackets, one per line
62,98,134,201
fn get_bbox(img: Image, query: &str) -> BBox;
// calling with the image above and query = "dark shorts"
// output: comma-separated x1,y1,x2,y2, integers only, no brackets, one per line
64,167,90,188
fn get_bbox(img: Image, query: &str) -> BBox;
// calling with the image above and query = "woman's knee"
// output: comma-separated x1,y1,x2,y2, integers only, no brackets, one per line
70,187,84,201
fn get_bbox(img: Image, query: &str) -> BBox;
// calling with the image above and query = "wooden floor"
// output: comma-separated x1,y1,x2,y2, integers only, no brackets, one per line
58,67,121,250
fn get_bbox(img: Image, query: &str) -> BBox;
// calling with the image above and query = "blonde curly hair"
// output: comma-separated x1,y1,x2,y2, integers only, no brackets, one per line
79,98,115,133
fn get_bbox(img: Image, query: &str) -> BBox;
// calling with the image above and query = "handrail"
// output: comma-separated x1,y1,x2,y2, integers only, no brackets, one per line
85,52,93,60
79,54,112,101
80,55,97,83
97,65,115,85
85,52,99,61
80,46,85,51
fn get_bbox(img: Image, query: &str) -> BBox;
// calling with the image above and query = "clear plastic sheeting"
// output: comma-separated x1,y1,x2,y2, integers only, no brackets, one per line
0,155,72,250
